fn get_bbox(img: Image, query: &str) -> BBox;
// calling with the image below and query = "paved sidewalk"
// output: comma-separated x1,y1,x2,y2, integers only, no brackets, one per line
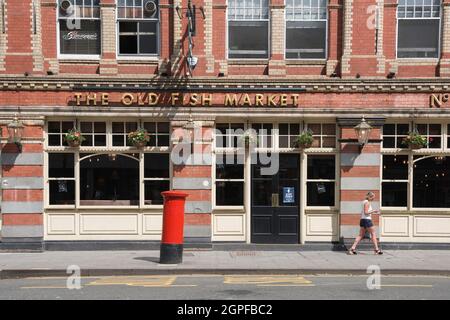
1,249,450,278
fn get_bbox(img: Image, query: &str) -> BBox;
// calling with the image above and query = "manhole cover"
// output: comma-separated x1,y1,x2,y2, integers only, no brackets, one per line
229,251,260,258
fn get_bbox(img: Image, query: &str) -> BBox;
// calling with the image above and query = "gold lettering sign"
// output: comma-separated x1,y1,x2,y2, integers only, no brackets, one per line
72,92,302,108
430,93,449,108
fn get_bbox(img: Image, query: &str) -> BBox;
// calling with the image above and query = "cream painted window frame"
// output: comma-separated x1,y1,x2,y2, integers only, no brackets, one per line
304,153,338,211
44,119,171,210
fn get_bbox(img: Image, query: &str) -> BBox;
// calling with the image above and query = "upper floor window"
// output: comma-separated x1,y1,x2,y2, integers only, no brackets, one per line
285,0,327,59
228,0,269,59
117,0,160,55
397,0,441,58
58,0,101,56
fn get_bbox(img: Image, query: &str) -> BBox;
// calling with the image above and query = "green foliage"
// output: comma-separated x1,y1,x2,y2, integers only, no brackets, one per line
294,131,314,148
403,132,427,148
64,128,86,142
128,128,151,145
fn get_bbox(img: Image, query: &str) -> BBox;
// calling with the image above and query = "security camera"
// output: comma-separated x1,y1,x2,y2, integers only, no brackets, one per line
187,56,198,70
144,0,157,16
60,0,73,15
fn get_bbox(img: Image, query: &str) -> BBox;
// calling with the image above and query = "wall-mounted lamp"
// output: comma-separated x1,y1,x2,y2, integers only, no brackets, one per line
354,116,372,150
7,114,24,146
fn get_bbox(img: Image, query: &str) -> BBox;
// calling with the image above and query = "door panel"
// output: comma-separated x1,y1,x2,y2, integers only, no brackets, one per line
251,154,300,244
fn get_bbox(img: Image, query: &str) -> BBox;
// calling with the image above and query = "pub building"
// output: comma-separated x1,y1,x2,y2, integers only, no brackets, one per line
2,0,450,250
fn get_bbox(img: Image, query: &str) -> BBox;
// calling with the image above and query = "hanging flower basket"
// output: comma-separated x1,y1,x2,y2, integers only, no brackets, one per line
294,131,314,149
402,132,427,150
238,130,257,148
128,128,150,148
64,128,85,148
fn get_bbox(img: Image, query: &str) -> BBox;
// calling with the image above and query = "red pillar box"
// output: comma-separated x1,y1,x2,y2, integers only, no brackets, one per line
159,191,189,264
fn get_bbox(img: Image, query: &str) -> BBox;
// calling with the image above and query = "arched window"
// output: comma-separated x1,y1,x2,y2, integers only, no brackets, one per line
397,0,441,58
227,0,269,59
285,0,328,59
413,156,450,208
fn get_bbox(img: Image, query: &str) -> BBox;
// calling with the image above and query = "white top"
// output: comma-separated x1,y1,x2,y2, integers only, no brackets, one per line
361,200,373,220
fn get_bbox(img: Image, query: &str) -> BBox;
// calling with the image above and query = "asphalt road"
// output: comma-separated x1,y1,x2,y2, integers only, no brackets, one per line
1,274,450,300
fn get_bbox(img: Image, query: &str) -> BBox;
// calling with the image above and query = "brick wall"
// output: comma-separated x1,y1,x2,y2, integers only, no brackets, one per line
0,0,447,78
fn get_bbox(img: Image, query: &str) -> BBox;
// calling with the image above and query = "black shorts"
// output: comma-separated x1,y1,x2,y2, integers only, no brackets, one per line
360,219,374,229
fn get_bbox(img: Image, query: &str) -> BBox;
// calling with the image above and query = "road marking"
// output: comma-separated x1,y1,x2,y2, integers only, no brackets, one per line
224,275,313,286
257,284,316,287
379,284,433,288
86,276,177,288
21,286,68,289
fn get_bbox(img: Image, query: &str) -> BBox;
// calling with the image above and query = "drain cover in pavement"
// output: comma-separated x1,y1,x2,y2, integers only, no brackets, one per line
229,251,260,258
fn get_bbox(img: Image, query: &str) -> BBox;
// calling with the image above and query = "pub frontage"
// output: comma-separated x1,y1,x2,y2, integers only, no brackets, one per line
2,0,450,250
2,80,450,249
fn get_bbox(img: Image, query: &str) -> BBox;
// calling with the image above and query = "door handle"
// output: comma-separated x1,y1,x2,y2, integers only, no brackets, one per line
272,193,279,207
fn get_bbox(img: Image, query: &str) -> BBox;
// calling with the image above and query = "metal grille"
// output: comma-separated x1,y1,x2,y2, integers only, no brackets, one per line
58,0,100,19
286,0,327,21
117,0,159,20
228,0,269,21
397,0,441,19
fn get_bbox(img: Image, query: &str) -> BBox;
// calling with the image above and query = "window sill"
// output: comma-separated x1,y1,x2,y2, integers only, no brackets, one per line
396,58,439,65
213,206,245,212
59,55,101,63
228,59,269,65
117,56,159,64
305,207,338,212
286,59,327,66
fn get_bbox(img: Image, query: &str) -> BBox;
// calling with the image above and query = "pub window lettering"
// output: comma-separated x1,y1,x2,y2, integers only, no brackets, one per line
286,0,327,59
227,0,269,59
397,0,441,58
58,0,101,55
117,0,160,55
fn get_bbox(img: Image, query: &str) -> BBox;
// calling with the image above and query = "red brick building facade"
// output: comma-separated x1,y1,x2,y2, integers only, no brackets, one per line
1,0,450,250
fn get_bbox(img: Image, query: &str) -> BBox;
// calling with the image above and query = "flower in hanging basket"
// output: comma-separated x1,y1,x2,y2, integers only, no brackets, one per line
294,131,314,149
128,128,150,148
238,130,257,147
402,132,427,149
64,128,85,147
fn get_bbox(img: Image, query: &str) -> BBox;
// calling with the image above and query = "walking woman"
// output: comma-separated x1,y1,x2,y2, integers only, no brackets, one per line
348,191,383,255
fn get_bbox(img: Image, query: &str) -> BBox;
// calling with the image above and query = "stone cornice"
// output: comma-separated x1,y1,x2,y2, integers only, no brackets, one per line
3,77,450,93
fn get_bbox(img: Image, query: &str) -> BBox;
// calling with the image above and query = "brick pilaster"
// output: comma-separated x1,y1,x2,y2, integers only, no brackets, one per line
268,0,286,77
4,0,34,75
98,0,118,75
1,120,44,248
0,0,8,72
171,120,213,244
41,0,58,75
341,0,385,78
170,0,184,76
439,1,450,77
327,0,343,76
337,117,385,241
31,0,44,74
